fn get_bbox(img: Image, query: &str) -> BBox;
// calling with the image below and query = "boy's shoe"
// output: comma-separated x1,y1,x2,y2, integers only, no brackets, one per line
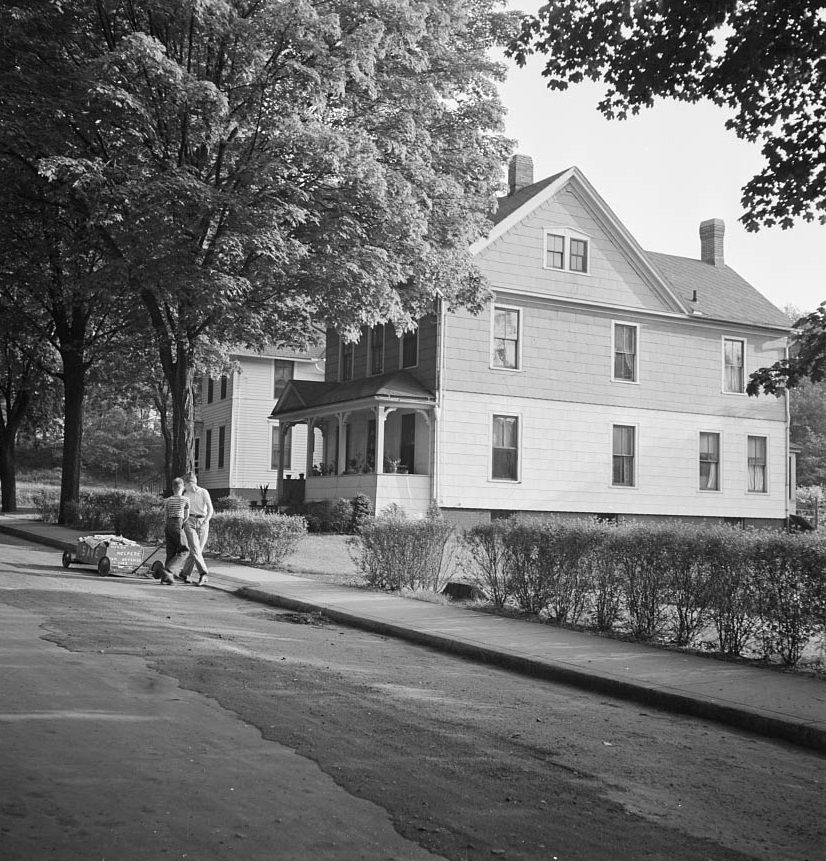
161,575,174,585
196,574,209,586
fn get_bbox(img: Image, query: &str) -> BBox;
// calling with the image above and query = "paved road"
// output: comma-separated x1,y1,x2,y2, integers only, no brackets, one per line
1,534,823,860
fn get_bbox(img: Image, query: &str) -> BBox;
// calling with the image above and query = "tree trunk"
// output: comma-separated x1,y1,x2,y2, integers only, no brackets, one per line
59,354,86,524
152,384,174,495
0,389,30,514
0,434,18,513
169,343,195,481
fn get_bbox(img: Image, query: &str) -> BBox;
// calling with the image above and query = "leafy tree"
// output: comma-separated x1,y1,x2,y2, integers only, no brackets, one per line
3,0,515,479
509,0,826,231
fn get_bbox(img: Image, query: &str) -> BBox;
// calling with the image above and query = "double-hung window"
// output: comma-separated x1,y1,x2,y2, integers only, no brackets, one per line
570,238,588,273
612,425,635,487
492,415,519,481
370,325,385,375
747,436,767,492
492,306,520,370
723,338,745,393
699,432,720,491
217,425,226,469
544,229,590,274
613,323,638,382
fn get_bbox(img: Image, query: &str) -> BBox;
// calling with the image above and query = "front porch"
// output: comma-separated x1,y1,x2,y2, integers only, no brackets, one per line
270,372,437,517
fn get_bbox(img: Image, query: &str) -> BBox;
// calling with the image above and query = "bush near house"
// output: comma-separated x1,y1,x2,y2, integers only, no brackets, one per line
209,511,307,565
350,505,454,592
462,517,826,668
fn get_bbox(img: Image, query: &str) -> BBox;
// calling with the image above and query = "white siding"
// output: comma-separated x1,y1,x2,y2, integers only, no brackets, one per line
437,389,787,520
209,355,324,492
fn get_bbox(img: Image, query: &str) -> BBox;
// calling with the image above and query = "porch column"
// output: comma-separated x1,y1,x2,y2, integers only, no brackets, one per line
375,406,386,474
276,422,290,505
305,418,315,478
336,412,347,475
416,409,433,475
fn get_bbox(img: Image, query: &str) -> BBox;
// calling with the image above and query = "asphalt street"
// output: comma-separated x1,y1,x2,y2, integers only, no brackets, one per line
1,533,824,861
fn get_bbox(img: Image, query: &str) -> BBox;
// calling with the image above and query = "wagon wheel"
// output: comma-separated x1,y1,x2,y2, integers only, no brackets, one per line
61,550,72,569
150,560,165,580
97,556,112,576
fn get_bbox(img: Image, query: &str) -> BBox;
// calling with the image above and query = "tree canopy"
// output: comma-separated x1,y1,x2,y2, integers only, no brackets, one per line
509,0,826,231
2,0,517,480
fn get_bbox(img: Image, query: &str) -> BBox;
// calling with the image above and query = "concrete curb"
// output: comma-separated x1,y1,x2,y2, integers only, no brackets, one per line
235,586,826,754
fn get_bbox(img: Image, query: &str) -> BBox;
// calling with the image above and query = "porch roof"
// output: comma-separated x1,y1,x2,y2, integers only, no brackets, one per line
270,371,435,420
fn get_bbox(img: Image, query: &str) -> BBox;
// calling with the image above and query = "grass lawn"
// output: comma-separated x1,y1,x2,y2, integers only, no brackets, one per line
278,534,361,584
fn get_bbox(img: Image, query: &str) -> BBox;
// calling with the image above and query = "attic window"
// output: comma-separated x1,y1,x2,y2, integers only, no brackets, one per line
543,229,590,275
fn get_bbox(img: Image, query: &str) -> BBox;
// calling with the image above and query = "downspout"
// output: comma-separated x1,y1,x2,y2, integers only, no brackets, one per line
784,341,791,526
230,366,241,494
432,293,446,508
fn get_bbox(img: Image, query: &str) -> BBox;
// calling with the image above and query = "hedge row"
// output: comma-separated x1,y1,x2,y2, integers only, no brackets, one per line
463,517,826,667
39,488,306,566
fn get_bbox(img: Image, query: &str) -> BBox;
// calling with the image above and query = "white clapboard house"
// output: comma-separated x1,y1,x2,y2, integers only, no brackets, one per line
270,156,792,526
195,343,325,501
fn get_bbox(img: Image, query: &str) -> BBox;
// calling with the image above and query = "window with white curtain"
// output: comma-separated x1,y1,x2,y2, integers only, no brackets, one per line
612,425,635,487
723,338,745,393
699,432,720,491
613,323,638,382
748,435,767,492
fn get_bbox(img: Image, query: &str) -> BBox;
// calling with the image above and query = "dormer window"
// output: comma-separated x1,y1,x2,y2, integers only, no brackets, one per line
543,229,590,275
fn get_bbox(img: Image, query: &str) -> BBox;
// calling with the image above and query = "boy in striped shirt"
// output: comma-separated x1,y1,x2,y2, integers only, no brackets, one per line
160,478,190,585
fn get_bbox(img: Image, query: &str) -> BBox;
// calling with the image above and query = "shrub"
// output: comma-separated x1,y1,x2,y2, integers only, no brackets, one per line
582,526,625,632
209,510,307,564
705,528,763,656
349,493,373,533
661,524,717,647
351,508,454,591
304,498,354,533
612,524,672,642
752,531,826,666
463,522,513,608
213,493,248,512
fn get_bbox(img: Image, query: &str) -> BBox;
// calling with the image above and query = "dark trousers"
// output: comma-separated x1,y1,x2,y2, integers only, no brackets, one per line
164,518,189,575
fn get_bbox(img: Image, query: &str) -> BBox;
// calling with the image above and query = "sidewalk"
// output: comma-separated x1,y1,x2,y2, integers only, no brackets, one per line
2,514,825,753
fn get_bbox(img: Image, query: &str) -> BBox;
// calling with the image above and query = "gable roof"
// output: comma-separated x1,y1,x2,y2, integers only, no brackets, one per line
482,166,789,332
644,252,790,330
270,371,435,419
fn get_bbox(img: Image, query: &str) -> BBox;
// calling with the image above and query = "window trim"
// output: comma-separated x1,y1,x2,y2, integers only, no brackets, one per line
490,413,521,483
611,321,639,384
543,227,591,275
490,303,523,372
698,430,722,492
722,337,747,395
368,324,385,376
611,423,637,488
399,328,419,370
747,434,768,494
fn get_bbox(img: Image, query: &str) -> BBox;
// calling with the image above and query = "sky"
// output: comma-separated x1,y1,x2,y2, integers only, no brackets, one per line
493,41,825,318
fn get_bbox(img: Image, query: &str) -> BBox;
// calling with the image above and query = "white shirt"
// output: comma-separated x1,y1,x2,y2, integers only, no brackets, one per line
186,485,213,519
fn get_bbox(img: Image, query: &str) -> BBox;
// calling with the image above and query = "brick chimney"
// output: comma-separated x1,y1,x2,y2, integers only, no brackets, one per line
699,218,725,266
508,154,534,196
